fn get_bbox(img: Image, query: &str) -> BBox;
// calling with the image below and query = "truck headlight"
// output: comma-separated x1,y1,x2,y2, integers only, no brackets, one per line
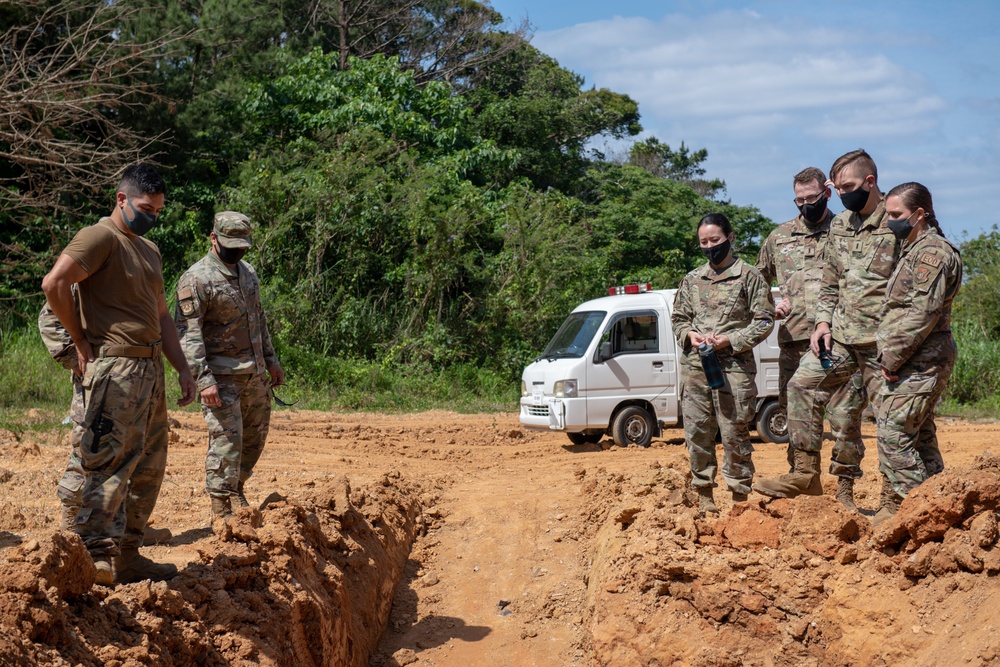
554,379,578,398
521,380,528,397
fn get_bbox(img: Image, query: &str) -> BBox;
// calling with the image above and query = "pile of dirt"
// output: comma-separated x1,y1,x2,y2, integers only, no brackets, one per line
583,450,1000,667
0,473,422,667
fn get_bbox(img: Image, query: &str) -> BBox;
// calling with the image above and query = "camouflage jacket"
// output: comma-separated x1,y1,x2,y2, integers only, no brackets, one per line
755,210,832,345
38,286,79,370
816,200,901,345
671,257,775,361
174,252,278,392
877,229,962,372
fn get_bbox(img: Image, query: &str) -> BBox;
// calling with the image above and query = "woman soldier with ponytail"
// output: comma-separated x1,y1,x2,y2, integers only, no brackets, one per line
873,182,962,526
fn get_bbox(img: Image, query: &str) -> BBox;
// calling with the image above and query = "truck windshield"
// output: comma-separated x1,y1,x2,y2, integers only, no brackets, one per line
539,311,606,359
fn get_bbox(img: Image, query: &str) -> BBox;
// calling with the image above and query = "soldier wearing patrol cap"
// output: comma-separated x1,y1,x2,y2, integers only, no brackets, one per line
174,211,284,519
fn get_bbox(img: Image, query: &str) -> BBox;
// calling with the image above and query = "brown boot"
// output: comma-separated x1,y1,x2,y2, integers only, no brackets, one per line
211,496,232,518
835,478,858,512
732,491,749,503
752,449,823,499
697,487,719,514
114,547,178,584
93,555,114,587
59,504,79,531
234,482,250,509
872,477,903,527
143,525,173,543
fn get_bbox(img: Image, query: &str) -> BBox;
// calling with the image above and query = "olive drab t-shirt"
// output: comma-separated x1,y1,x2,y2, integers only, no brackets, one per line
62,217,163,347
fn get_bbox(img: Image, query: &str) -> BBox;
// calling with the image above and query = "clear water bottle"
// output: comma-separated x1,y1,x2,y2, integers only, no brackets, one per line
698,343,726,389
818,338,833,370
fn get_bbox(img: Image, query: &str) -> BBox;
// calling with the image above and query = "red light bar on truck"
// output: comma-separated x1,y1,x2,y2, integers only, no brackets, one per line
608,283,652,296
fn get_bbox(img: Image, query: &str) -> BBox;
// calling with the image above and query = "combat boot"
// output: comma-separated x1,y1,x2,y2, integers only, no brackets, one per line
752,449,823,499
93,555,114,587
732,491,749,503
143,525,173,543
114,547,178,584
697,487,719,514
211,496,232,518
59,504,79,531
234,482,250,509
872,477,903,528
835,477,858,512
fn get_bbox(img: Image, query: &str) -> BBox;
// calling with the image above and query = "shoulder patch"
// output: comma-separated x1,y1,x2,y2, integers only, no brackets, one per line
180,300,195,316
920,252,942,268
914,265,933,285
177,286,193,300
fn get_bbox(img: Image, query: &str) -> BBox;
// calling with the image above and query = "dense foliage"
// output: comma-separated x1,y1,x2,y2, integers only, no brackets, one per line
1,0,777,392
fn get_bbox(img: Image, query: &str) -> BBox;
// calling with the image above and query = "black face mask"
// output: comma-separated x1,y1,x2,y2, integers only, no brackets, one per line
123,196,158,236
839,185,870,213
799,196,828,225
886,215,915,241
217,245,247,265
702,238,732,266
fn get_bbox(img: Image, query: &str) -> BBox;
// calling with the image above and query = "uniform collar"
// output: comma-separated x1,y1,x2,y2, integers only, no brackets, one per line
701,257,743,282
850,198,887,232
792,209,833,236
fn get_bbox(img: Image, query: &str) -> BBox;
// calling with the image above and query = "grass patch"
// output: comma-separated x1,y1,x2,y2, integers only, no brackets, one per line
1,325,519,433
943,324,1000,415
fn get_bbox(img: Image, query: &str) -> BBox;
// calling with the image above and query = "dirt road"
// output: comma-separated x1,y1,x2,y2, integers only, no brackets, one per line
2,410,999,665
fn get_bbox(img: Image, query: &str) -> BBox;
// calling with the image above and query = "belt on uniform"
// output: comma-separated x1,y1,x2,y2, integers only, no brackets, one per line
94,342,161,358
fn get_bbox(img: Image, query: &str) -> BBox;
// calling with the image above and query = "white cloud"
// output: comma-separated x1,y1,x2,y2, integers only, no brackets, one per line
536,11,945,139
531,9,989,232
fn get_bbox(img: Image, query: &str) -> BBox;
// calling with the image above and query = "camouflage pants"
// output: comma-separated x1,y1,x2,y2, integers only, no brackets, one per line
778,340,811,469
786,340,881,479
202,373,271,500
70,355,167,557
877,336,956,497
681,356,757,495
778,341,863,473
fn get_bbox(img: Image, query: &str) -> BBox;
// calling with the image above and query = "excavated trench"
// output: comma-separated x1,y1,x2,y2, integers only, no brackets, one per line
0,473,422,666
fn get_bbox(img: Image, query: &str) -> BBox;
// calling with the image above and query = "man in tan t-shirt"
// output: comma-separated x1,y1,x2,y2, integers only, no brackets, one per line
41,163,196,587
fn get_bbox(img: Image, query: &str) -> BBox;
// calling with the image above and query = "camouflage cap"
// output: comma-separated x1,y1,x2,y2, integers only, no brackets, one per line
213,211,252,249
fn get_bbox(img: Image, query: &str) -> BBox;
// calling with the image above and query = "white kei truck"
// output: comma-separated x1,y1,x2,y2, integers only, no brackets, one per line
519,283,787,447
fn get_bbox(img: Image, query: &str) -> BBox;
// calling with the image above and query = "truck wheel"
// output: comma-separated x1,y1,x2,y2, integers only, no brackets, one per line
567,432,603,445
612,407,654,448
756,400,789,444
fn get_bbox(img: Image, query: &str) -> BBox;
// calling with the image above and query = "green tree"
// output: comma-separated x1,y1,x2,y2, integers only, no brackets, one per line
954,226,1000,338
468,42,641,192
584,162,772,290
628,137,726,199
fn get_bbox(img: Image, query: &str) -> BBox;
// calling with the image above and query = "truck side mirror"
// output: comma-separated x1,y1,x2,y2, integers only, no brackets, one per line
598,341,612,362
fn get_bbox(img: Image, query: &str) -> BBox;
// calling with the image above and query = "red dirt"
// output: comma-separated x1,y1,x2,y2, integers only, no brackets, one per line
1,411,999,666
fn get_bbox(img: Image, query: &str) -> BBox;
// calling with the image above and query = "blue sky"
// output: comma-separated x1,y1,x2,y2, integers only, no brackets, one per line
489,0,1000,241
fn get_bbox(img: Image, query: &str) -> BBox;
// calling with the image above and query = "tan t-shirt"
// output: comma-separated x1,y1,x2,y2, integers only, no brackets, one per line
62,217,163,346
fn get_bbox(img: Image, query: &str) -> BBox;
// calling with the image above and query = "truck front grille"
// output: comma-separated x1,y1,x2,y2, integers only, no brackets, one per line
526,405,550,417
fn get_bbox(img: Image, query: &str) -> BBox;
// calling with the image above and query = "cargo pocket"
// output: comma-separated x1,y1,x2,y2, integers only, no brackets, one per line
79,412,126,472
77,358,122,472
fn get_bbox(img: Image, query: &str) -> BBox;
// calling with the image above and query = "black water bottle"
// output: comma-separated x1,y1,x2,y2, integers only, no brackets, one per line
818,338,833,370
698,343,726,389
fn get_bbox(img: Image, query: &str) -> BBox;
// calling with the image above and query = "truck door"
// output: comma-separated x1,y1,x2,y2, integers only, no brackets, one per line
587,310,674,425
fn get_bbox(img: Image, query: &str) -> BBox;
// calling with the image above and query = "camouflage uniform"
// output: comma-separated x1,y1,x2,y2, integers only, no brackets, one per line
756,210,865,473
785,200,901,478
38,298,85,521
672,258,775,495
876,228,961,496
174,214,278,505
52,216,170,559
